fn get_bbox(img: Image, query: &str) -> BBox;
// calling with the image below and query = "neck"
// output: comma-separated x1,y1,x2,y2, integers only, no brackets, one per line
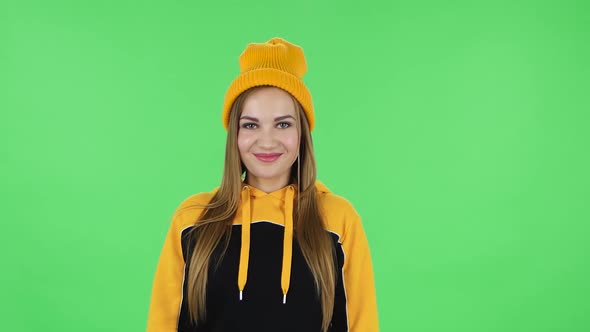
245,174,291,193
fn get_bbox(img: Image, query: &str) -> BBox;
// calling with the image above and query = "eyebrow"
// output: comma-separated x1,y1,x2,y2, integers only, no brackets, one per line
239,115,296,122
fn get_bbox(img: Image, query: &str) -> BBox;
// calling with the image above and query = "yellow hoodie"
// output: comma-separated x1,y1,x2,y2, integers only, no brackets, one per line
147,181,379,331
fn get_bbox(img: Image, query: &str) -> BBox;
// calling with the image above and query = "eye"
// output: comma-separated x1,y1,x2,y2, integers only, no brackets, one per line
277,122,292,129
241,123,257,129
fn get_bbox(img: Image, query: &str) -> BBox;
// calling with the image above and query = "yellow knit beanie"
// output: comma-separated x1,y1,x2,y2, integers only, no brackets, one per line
222,37,315,131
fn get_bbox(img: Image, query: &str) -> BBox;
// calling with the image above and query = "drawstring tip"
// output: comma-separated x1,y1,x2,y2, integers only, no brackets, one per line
283,294,287,304
240,291,243,301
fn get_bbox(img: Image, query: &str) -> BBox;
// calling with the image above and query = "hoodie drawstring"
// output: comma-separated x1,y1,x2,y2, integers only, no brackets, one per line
238,186,251,301
237,184,295,304
281,185,295,304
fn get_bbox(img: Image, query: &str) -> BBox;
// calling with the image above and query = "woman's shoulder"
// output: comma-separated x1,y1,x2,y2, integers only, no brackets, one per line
315,181,356,210
169,186,220,229
315,181,362,237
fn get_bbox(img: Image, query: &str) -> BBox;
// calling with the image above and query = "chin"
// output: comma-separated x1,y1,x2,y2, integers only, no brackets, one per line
247,166,289,180
250,170,281,179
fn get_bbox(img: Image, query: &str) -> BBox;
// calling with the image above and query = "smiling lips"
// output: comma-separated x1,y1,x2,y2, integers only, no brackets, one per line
253,153,283,162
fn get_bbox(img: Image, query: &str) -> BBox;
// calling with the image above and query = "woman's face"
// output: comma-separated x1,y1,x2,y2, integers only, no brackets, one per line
238,87,299,190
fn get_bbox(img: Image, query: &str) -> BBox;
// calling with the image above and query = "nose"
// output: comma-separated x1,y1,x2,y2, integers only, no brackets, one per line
256,127,277,148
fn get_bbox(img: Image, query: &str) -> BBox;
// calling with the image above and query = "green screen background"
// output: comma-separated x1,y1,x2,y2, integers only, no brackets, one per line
1,0,589,331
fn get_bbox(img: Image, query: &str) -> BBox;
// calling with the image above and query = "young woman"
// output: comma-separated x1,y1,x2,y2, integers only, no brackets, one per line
146,37,379,332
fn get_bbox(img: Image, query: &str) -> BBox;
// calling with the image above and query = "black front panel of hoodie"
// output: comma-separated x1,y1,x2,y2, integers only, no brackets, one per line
178,221,348,332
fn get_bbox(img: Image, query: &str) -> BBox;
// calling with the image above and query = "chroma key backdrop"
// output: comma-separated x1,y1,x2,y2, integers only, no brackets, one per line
0,0,588,331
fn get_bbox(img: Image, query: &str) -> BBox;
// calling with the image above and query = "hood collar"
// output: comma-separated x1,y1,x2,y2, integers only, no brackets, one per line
240,180,330,198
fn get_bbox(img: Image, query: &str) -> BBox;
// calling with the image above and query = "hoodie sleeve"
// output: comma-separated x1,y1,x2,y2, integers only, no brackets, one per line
340,205,380,331
146,207,189,332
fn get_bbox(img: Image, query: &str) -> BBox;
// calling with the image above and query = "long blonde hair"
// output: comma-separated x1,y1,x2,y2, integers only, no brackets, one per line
185,86,336,331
